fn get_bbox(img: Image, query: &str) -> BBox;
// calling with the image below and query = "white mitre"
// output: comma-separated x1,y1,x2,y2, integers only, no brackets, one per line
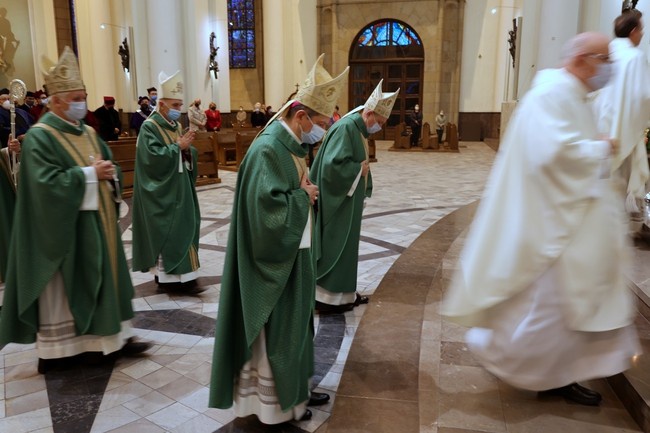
295,54,349,117
158,70,184,100
364,79,400,118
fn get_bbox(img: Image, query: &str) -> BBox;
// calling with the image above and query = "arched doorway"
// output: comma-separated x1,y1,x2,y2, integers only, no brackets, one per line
349,19,424,137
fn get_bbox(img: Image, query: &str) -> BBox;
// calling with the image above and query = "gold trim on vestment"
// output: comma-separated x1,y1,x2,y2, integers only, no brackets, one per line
32,123,119,288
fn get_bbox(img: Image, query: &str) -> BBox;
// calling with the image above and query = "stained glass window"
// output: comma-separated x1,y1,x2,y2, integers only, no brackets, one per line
357,21,421,47
227,0,255,68
351,20,423,60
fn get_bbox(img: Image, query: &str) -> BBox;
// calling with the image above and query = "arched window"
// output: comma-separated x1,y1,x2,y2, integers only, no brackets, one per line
349,20,424,129
227,0,256,68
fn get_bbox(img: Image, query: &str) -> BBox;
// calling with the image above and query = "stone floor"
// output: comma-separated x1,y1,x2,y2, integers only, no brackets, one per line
0,140,645,432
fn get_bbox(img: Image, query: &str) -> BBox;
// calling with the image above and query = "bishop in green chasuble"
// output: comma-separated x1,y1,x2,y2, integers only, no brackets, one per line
0,112,136,352
310,112,373,306
131,111,201,281
209,121,315,420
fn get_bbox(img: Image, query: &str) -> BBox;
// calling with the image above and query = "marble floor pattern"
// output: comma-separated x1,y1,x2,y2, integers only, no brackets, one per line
0,140,643,432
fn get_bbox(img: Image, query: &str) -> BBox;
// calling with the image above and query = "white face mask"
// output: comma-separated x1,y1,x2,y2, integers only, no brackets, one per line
300,115,326,144
366,113,383,134
64,101,88,121
1,100,10,110
587,62,613,91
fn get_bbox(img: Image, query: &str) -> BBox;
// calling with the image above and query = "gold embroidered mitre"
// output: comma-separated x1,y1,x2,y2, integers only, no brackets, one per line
41,46,85,95
295,54,349,117
159,70,184,100
364,79,400,119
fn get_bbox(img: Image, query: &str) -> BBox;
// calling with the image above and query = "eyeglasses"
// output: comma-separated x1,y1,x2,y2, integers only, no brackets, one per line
584,53,612,64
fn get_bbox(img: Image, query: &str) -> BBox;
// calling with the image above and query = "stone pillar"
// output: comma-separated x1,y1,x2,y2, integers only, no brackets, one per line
74,0,119,110
439,0,465,124
27,0,58,91
208,0,230,112
262,0,286,109
517,0,581,96
143,0,184,102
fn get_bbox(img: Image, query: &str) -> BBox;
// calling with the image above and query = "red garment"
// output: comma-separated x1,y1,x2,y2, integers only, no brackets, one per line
30,105,46,121
205,108,222,131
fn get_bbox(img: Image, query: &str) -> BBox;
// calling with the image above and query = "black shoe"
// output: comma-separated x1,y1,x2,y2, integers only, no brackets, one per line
538,383,602,406
299,409,312,421
315,301,354,315
158,280,206,295
38,358,61,374
120,337,153,357
308,391,330,406
353,293,369,306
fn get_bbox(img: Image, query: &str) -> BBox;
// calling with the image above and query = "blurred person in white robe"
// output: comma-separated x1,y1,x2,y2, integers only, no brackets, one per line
594,9,650,232
442,32,640,407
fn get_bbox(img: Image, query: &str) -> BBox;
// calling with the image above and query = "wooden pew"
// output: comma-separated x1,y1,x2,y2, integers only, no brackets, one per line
193,132,221,185
391,122,411,149
215,131,238,169
421,122,440,150
236,131,257,168
108,138,137,198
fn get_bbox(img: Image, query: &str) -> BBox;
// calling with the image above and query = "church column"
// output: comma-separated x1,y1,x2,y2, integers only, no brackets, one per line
517,0,581,95
27,0,58,91
141,0,184,103
74,0,119,110
262,0,286,109
208,0,231,112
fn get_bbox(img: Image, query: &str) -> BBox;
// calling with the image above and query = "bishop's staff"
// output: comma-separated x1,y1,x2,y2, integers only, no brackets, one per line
8,79,26,187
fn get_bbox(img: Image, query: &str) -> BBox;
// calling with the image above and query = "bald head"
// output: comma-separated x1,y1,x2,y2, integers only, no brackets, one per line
561,32,610,65
561,32,612,91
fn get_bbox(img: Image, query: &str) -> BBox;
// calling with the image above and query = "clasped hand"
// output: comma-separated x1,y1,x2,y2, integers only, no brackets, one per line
93,159,115,181
178,131,196,150
301,174,319,205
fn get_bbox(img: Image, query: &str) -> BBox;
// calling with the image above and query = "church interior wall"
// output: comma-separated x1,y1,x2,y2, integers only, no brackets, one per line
0,0,37,90
317,0,451,129
6,0,649,140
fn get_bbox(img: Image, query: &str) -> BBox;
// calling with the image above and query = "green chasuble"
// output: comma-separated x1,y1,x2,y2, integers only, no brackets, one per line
0,112,134,344
210,121,315,411
131,111,200,275
310,112,373,294
0,150,15,282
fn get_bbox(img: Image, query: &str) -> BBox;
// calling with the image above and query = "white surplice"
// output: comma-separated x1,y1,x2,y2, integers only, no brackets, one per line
594,38,650,202
442,68,640,389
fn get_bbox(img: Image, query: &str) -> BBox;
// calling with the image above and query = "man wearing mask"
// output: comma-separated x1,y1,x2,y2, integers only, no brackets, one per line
210,54,348,424
0,88,33,147
0,46,150,373
409,103,422,147
147,86,157,107
310,80,399,314
442,33,639,406
30,90,48,121
188,98,207,132
131,70,203,295
251,102,266,127
130,96,151,136
94,96,122,141
436,110,447,144
594,9,650,233
17,91,36,118
205,102,222,132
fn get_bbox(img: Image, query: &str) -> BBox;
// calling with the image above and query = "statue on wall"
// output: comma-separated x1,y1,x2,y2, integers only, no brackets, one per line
0,7,20,74
622,0,639,12
118,37,129,72
508,18,517,69
209,32,219,79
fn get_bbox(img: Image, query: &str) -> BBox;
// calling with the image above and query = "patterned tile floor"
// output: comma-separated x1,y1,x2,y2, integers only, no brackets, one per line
1,140,643,433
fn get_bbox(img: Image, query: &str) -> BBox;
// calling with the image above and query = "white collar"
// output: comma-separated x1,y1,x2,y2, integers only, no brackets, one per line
279,119,301,144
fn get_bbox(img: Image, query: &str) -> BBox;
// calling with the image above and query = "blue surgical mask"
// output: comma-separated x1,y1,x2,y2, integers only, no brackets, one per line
587,62,612,91
150,95,157,101
301,115,326,144
65,101,88,121
41,98,48,106
167,108,181,121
